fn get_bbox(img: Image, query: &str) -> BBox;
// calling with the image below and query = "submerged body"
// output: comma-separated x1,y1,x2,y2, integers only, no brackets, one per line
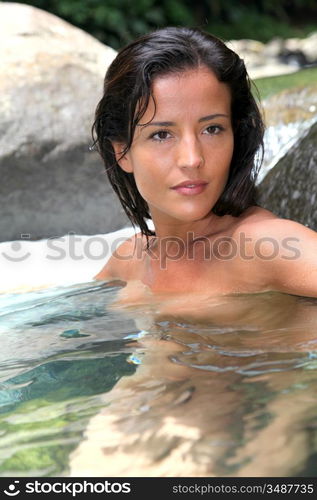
69,285,317,477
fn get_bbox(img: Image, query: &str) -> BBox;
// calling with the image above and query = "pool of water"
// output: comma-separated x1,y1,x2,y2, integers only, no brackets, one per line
1,280,317,477
0,281,138,476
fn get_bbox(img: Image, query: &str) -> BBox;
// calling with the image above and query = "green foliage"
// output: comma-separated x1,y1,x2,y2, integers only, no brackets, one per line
3,0,317,48
205,5,317,42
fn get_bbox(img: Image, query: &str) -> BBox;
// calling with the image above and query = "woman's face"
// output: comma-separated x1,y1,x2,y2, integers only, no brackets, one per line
114,66,234,227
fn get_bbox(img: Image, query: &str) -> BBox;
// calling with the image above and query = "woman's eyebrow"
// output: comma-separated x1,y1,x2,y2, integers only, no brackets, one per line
137,121,174,128
138,113,229,128
198,113,229,122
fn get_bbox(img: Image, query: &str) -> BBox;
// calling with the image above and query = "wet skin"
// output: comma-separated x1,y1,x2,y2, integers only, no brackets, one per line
96,67,317,300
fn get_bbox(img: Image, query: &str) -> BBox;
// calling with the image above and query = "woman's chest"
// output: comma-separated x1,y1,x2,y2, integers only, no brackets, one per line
133,252,263,295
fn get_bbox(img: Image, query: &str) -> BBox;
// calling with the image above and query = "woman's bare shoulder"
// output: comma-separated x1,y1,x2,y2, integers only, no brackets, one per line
233,206,317,298
94,232,145,281
236,205,315,237
236,205,280,227
225,206,280,243
233,206,316,259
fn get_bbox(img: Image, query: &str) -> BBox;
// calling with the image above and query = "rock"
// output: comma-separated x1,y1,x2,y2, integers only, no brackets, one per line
262,38,285,58
226,38,298,79
299,32,317,64
284,33,317,65
248,63,298,79
0,2,130,242
258,121,317,231
227,32,317,79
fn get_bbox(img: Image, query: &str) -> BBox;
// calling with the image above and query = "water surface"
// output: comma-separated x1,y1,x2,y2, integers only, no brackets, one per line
1,281,316,477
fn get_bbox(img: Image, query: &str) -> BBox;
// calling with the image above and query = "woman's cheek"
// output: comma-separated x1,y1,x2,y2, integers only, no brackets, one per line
133,168,157,201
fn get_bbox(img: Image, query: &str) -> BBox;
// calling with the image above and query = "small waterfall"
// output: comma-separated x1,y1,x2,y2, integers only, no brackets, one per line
259,84,317,183
258,83,317,229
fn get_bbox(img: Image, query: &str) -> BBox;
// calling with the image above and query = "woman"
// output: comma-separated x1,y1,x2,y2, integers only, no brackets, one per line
69,29,317,477
93,26,317,299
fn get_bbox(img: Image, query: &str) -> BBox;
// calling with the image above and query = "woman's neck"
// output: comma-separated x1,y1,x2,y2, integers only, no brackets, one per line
152,212,227,241
146,212,233,261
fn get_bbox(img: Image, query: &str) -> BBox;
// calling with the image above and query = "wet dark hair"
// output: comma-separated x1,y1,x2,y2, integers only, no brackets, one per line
93,26,264,242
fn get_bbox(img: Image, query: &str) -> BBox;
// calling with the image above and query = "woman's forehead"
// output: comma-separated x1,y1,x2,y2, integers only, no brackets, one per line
142,68,231,120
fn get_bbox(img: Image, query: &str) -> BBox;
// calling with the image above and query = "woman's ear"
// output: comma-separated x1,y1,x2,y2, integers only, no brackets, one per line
112,142,133,173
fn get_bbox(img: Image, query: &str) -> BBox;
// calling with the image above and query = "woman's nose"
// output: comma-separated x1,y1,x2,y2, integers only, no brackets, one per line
176,137,204,169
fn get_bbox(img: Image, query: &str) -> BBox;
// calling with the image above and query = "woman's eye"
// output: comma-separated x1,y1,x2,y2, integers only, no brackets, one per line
204,125,223,135
150,130,171,141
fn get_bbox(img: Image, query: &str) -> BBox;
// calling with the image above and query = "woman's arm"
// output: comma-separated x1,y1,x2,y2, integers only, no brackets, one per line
94,233,142,282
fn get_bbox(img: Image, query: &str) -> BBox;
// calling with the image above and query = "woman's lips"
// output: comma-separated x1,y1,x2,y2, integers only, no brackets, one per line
171,183,208,195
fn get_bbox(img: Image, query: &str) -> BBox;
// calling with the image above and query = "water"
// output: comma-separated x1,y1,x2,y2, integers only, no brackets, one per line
0,278,317,477
0,281,139,476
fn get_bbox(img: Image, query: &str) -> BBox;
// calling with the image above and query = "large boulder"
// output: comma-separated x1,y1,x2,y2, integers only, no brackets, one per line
258,120,317,231
228,31,317,79
0,2,130,242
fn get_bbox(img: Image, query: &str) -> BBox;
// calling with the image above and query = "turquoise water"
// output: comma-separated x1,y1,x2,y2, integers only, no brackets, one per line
0,282,138,476
1,281,317,477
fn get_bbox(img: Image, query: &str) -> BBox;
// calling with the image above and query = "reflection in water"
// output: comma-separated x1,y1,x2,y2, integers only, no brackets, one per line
69,286,317,477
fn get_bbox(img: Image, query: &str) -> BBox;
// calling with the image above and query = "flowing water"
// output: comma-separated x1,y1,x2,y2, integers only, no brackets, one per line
259,83,317,183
